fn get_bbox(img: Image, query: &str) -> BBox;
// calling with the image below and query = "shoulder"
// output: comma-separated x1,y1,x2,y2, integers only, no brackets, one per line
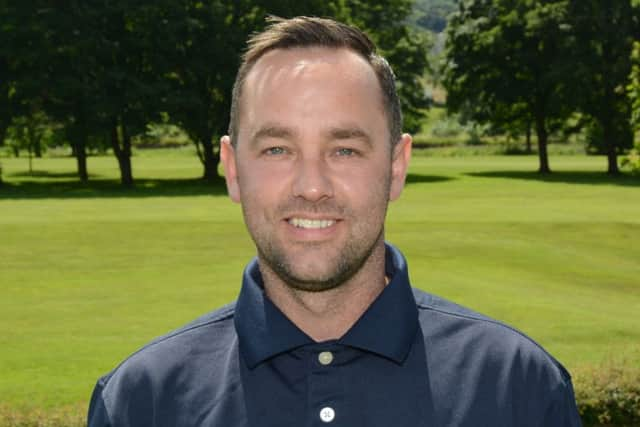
412,288,571,383
103,302,237,381
89,303,240,425
411,288,581,425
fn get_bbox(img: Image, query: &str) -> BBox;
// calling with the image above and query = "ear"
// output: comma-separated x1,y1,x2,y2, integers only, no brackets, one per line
389,133,412,201
220,135,241,203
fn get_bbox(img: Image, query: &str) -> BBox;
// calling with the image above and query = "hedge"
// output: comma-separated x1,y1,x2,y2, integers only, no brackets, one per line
574,358,640,427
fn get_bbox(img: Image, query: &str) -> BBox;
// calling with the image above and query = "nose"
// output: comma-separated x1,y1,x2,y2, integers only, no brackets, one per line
291,155,333,202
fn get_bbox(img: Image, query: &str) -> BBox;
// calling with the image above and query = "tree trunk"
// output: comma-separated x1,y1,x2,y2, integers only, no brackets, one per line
525,120,532,154
200,136,219,182
601,118,620,175
28,122,43,158
110,118,134,187
534,115,551,173
119,121,134,187
28,143,33,175
74,131,89,182
34,137,42,158
0,120,8,147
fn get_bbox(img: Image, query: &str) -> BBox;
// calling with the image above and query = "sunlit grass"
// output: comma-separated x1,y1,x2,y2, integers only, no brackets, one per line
1,151,639,418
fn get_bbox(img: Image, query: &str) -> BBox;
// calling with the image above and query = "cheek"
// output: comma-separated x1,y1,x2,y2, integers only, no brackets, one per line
237,162,284,198
333,165,391,205
237,167,288,220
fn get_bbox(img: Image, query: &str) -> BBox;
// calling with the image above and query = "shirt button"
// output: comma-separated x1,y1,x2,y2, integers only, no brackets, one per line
318,351,334,365
319,407,335,423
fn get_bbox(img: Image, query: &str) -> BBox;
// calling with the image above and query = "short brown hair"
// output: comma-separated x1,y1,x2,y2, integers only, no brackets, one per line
228,16,402,146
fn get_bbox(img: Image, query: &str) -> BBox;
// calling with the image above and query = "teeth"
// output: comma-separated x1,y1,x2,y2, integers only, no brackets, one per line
289,218,335,229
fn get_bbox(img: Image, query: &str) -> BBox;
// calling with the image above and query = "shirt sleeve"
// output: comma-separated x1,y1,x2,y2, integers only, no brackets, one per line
87,378,113,427
543,377,583,427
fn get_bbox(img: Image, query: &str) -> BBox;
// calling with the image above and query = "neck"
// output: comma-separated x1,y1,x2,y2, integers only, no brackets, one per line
260,242,387,342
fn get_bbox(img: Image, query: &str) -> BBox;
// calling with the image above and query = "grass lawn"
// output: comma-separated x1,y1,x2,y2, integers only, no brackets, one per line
1,149,639,415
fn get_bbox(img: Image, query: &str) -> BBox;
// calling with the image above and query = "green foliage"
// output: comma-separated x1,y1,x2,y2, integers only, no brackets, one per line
0,1,430,182
5,112,54,158
585,119,634,156
443,0,639,174
621,146,640,175
332,0,432,134
430,114,470,138
567,0,638,174
443,0,578,173
629,42,640,128
574,358,640,427
621,37,640,175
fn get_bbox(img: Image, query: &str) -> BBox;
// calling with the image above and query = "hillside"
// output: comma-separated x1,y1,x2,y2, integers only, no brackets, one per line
411,0,457,33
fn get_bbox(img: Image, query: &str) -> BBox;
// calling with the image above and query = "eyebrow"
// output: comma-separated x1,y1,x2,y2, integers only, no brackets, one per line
250,125,296,146
249,124,373,147
325,126,373,147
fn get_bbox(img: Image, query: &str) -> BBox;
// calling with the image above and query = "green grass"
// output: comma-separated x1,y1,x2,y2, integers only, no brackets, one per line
1,150,639,417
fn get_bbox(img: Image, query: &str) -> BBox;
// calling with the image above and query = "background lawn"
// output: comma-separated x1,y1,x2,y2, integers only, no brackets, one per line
1,149,639,414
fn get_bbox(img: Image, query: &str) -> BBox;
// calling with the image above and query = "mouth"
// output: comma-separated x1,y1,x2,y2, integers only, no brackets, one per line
287,218,337,229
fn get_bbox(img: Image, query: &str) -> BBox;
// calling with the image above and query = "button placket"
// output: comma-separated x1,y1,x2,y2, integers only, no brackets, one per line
309,347,342,426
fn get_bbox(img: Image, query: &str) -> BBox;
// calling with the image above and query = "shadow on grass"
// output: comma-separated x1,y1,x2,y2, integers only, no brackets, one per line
0,173,452,200
466,170,640,187
8,170,101,179
0,177,228,199
405,173,454,184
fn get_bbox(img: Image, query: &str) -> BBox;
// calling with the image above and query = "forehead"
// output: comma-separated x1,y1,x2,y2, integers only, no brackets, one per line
246,46,379,88
238,47,386,139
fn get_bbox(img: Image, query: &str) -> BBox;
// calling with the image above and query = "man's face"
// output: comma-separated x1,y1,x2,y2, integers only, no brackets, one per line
221,47,410,291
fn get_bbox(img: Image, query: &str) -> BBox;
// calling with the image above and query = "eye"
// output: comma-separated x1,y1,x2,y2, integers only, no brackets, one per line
264,146,286,156
336,147,357,156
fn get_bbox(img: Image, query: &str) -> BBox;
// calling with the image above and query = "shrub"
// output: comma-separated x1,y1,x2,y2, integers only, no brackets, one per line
621,147,640,175
573,358,640,427
0,404,84,427
430,116,468,137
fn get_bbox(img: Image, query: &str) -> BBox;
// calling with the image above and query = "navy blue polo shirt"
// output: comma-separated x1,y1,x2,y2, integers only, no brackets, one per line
88,244,582,426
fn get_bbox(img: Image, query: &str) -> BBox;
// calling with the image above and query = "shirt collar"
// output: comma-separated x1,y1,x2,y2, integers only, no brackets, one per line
234,242,419,368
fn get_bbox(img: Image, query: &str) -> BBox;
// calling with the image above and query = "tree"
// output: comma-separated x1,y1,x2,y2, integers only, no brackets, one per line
12,1,164,186
94,0,168,187
154,0,428,181
3,1,430,184
0,56,12,149
0,3,28,149
630,42,640,128
338,0,431,134
25,2,105,182
7,110,54,172
147,1,262,182
443,0,577,173
622,41,640,174
568,0,638,174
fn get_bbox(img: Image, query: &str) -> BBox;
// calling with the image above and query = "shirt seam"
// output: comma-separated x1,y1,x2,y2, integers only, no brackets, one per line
414,302,572,382
102,305,236,383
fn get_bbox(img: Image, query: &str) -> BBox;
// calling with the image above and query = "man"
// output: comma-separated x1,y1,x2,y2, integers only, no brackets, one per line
88,16,582,426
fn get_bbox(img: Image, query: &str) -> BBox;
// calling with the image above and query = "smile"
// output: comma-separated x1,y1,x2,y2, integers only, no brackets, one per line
288,218,336,229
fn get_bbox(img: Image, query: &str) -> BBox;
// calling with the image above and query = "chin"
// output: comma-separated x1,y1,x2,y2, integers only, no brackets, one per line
277,257,362,292
283,274,346,293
